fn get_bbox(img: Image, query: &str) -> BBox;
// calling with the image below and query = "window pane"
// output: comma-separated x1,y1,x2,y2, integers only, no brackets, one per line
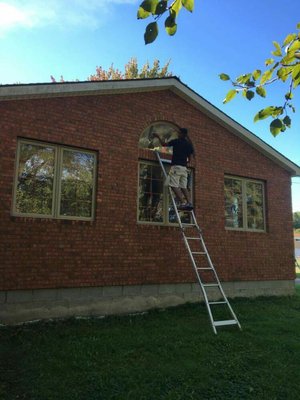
246,182,265,230
15,142,55,215
138,163,164,222
224,178,243,228
59,150,95,218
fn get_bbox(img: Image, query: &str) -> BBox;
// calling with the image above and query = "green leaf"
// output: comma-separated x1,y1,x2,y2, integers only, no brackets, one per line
265,58,274,66
223,89,237,104
291,63,300,79
155,0,168,15
144,22,159,44
252,70,261,80
137,6,151,18
281,52,296,65
285,92,293,100
283,33,297,46
271,41,282,57
260,69,273,84
270,118,283,137
170,0,182,16
219,73,230,81
165,15,177,36
254,106,277,122
246,90,255,101
182,0,194,12
277,66,293,82
283,115,292,128
297,22,300,29
139,0,158,13
288,39,300,53
236,73,252,84
242,89,247,98
256,86,266,98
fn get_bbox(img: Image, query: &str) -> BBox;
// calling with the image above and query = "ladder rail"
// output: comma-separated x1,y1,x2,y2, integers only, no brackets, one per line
155,151,241,333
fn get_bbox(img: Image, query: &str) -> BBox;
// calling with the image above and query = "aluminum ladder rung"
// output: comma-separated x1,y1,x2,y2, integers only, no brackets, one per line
197,267,213,270
203,283,219,287
182,223,196,227
191,251,206,255
185,237,200,240
209,301,227,305
214,320,239,327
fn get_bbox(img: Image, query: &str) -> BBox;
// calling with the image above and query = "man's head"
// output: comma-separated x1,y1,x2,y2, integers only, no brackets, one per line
178,128,188,139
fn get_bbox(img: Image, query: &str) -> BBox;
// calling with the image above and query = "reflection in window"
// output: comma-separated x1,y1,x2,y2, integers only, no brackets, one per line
16,143,55,216
138,122,179,154
138,161,193,225
60,150,95,218
224,176,265,231
224,178,243,228
246,181,265,230
14,140,97,220
139,163,164,222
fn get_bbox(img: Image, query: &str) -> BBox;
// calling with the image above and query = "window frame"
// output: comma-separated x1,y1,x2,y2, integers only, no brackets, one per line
224,174,266,233
12,138,97,221
137,159,194,226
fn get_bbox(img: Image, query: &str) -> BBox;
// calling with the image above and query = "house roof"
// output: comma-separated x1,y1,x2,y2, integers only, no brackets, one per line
0,76,299,176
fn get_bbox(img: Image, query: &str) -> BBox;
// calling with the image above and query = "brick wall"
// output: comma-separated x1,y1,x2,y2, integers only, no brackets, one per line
0,89,295,291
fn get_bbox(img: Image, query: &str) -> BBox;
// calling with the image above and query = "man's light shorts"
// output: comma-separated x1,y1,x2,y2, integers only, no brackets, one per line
165,165,188,189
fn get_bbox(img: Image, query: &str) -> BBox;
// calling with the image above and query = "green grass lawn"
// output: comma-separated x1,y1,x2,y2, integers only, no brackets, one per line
1,287,300,400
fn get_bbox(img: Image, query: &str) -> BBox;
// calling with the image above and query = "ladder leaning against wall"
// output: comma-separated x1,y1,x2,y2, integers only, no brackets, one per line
155,151,241,334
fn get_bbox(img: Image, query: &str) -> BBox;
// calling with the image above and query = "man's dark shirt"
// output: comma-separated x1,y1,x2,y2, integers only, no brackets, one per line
166,138,193,166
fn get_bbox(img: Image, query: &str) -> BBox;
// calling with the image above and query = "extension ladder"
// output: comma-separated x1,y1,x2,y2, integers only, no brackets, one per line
155,151,241,334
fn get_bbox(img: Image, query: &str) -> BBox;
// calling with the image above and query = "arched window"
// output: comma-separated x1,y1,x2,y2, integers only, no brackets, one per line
138,121,179,154
138,122,193,225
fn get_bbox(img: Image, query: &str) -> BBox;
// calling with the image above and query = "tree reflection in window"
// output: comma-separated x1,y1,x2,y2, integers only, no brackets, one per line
59,150,95,218
14,140,96,220
246,182,264,230
16,143,55,215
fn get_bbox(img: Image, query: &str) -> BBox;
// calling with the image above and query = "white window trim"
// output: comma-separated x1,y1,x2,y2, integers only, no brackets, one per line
12,138,97,221
224,174,266,233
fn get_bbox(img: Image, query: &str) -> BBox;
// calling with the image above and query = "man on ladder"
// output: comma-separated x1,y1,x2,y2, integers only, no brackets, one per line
153,127,194,211
152,126,241,333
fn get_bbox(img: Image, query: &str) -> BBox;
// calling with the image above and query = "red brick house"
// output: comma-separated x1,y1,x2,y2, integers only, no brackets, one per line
1,77,299,324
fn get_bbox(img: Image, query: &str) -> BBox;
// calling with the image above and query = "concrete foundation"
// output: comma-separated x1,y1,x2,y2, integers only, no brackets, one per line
0,280,295,325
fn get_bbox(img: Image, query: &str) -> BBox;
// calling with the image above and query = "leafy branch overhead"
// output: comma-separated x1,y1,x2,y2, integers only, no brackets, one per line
137,0,194,44
220,22,300,136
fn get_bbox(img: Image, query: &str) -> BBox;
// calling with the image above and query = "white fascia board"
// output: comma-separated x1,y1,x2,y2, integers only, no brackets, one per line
0,78,173,100
0,77,299,176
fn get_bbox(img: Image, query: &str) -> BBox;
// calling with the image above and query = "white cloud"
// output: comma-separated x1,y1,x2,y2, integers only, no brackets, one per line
0,0,138,35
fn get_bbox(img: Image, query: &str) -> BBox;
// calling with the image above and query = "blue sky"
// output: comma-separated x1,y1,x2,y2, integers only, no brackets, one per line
1,0,300,211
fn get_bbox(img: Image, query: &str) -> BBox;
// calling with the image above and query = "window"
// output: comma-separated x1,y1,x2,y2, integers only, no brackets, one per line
13,139,97,220
138,161,193,225
224,176,266,231
138,121,179,154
